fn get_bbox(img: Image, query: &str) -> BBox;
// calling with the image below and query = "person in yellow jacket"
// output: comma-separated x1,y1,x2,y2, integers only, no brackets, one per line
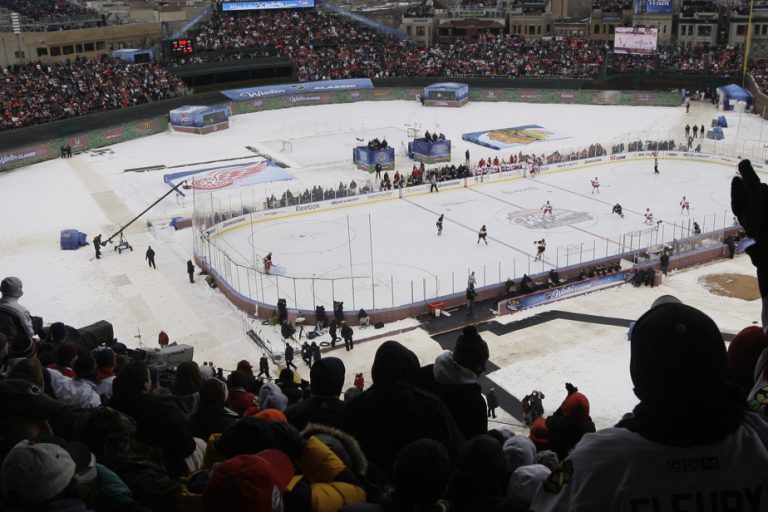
183,417,366,512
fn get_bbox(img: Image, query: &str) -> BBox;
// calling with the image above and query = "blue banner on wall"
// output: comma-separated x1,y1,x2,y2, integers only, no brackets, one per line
634,0,672,13
221,0,314,10
503,272,629,313
221,79,374,101
353,146,395,171
411,138,451,163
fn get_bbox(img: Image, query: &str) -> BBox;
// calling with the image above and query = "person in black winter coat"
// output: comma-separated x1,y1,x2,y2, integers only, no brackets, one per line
285,343,297,370
257,354,270,380
301,341,312,366
108,360,196,477
341,322,354,351
344,340,464,479
418,326,490,439
277,368,303,405
731,159,768,328
329,320,339,348
285,356,346,431
311,341,321,363
187,377,239,440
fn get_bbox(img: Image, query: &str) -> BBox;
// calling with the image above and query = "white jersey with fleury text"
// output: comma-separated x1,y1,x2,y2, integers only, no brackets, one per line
531,413,768,512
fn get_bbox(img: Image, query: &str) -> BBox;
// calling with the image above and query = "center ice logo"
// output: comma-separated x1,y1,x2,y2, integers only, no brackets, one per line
508,209,594,229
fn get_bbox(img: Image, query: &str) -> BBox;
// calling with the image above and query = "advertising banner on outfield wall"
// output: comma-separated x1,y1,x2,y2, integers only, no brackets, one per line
221,79,374,101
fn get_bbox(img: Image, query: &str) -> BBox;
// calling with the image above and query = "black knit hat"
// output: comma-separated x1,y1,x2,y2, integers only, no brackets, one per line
393,439,452,507
453,326,489,369
630,296,727,402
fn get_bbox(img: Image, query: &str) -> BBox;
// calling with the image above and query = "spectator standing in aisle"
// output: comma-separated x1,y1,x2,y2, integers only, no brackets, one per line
145,246,156,269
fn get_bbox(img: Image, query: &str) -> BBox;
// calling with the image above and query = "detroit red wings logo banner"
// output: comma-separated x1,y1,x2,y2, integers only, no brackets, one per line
190,160,268,190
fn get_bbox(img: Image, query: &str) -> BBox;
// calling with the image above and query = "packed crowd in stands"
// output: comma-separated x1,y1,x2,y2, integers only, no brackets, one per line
0,0,102,30
460,0,499,9
751,60,768,93
0,56,188,131
184,11,608,80
591,0,632,12
403,1,434,17
609,44,742,74
680,0,719,16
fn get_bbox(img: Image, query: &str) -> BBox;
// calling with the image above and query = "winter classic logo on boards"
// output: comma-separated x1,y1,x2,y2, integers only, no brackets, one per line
507,209,594,229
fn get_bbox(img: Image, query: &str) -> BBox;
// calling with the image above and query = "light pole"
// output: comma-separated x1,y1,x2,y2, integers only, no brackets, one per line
742,0,755,87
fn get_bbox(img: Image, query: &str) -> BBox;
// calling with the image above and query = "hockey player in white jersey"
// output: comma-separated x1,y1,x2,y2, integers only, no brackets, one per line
644,208,654,225
591,177,600,194
541,200,553,217
680,196,690,215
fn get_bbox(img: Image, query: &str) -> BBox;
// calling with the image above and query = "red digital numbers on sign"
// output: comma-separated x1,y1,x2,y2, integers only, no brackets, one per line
171,39,194,54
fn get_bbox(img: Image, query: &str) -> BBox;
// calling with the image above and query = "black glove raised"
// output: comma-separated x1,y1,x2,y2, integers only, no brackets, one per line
565,382,578,395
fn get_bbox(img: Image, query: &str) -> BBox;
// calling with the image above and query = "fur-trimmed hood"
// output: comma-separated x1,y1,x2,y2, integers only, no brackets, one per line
302,422,368,476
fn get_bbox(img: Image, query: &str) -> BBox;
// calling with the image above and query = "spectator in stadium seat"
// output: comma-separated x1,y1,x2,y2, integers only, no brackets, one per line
109,360,196,478
447,434,510,512
225,370,258,416
285,356,346,431
0,276,35,343
73,406,183,511
543,383,595,462
275,368,302,405
188,378,239,441
0,378,66,464
170,361,204,418
532,296,768,510
1,439,90,510
344,340,464,479
418,325,489,439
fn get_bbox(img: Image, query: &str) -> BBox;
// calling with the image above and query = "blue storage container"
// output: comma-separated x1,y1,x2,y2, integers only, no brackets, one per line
60,229,81,250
